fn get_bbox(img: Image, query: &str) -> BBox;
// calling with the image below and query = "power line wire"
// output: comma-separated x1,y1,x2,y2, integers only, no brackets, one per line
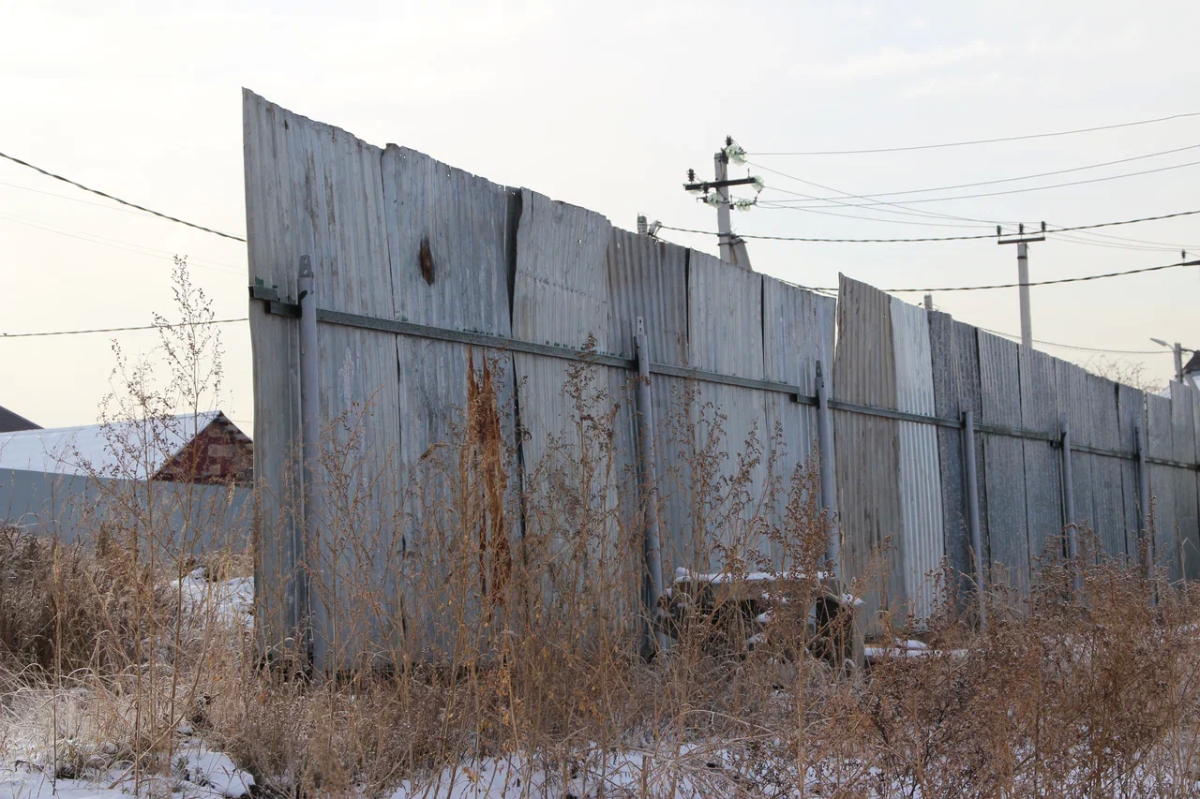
659,208,1200,243
754,163,1010,226
756,143,1200,203
816,259,1200,293
1,318,248,340
979,327,1167,355
752,111,1200,156
755,162,1200,250
0,151,247,242
759,158,1200,209
0,212,243,275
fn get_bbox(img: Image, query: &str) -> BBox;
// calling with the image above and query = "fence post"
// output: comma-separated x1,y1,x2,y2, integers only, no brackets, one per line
815,360,839,576
634,317,667,655
961,410,987,632
1060,413,1082,595
298,256,322,670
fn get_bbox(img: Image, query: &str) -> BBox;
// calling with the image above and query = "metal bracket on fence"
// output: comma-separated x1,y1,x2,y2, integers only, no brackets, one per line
249,282,301,318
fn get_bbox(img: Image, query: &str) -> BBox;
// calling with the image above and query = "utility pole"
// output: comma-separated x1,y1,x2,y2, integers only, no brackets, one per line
998,223,1046,349
684,137,761,270
923,294,934,312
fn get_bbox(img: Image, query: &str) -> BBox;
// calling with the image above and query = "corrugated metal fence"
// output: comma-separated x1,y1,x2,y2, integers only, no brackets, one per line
243,93,1200,665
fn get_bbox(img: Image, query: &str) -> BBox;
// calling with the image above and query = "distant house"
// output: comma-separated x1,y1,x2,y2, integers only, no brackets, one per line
1184,351,1200,393
0,411,253,549
0,405,40,434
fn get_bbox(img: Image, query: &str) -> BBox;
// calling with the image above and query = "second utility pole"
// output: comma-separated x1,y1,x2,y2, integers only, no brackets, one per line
684,137,757,269
998,223,1046,349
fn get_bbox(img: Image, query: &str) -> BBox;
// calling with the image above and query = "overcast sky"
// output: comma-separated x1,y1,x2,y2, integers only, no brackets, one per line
4,0,1200,430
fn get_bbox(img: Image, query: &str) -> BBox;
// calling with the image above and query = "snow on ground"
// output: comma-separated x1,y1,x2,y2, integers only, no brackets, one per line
388,747,759,799
0,738,254,799
171,571,253,630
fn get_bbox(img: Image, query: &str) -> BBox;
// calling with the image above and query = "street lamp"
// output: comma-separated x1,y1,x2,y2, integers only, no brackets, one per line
1151,338,1185,384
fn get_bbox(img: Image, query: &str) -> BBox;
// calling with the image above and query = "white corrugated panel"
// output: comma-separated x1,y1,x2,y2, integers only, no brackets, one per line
889,297,944,622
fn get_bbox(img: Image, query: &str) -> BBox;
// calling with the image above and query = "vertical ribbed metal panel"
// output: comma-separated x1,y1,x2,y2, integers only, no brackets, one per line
1193,387,1200,576
511,189,623,585
1170,382,1200,579
1056,361,1095,560
928,313,987,594
381,146,519,656
1018,346,1062,567
687,252,769,570
762,277,835,567
890,297,944,621
978,332,1030,595
833,276,903,633
243,91,303,647
1088,375,1127,559
604,231,692,573
1117,384,1146,560
1146,393,1180,578
244,92,405,665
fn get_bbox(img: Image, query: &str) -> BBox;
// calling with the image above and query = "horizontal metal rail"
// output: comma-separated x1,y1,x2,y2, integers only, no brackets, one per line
298,304,1200,472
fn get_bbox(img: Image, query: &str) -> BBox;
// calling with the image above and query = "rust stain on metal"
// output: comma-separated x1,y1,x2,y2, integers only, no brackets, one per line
419,236,435,285
466,349,511,601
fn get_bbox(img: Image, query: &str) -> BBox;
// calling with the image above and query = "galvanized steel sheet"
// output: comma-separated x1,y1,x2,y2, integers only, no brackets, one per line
511,190,624,586
763,277,835,567
927,312,987,593
1146,393,1181,578
889,297,944,621
243,91,403,666
978,332,1030,594
381,145,521,657
1056,361,1096,561
1117,384,1147,561
1170,383,1200,579
687,252,770,570
604,231,693,572
1088,375,1127,559
833,276,903,632
1018,346,1062,566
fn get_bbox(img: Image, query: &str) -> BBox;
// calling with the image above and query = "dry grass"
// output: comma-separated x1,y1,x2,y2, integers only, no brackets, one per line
3,265,1200,798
